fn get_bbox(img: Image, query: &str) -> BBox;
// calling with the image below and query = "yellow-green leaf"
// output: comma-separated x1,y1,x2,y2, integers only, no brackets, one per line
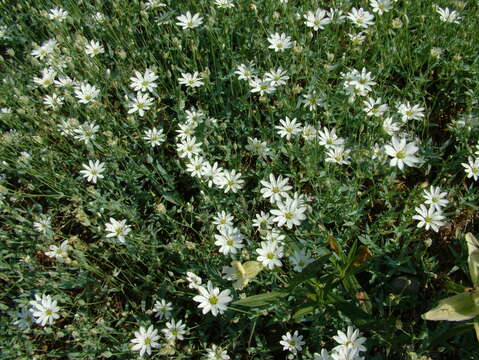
466,233,479,288
422,292,479,322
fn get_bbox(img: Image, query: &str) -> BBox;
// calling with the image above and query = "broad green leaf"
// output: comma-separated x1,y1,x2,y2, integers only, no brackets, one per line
233,291,286,307
422,292,479,321
465,233,479,288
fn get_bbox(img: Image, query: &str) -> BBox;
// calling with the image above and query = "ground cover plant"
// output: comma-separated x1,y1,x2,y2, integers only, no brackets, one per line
0,0,479,358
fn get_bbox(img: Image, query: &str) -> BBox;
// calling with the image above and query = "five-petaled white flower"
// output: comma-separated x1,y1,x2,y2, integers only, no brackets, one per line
384,136,422,170
130,325,161,357
304,8,331,31
29,294,60,327
178,71,204,88
267,32,293,52
270,197,307,229
423,186,449,212
280,330,305,356
176,11,203,30
79,160,105,183
260,174,292,204
256,240,284,270
128,92,154,117
85,40,104,57
130,69,158,93
193,281,232,316
105,217,131,244
412,204,446,232
462,157,479,181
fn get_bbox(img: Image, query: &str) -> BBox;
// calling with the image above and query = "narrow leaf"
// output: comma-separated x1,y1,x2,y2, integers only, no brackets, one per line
233,291,286,307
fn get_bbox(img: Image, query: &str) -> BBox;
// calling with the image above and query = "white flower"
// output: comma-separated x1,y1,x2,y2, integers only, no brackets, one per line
33,67,56,88
289,248,314,272
45,240,70,259
267,32,293,52
48,7,68,22
176,11,203,30
214,225,244,256
412,204,446,232
33,216,51,235
348,32,366,46
271,197,307,229
143,127,165,147
370,0,393,15
332,325,367,354
462,157,479,181
264,67,289,87
162,319,187,342
74,121,99,144
205,345,230,360
212,211,234,229
325,145,351,165
186,272,202,289
29,294,60,327
214,169,244,193
260,174,292,204
436,6,461,24
153,299,173,320
199,161,222,188
275,116,302,140
317,127,345,148
79,160,105,184
347,7,375,28
363,97,388,117
280,331,305,356
256,241,284,270
128,92,154,117
397,102,425,122
423,186,449,211
384,136,422,170
249,77,276,96
302,124,318,141
186,156,205,178
13,307,33,330
176,121,197,139
43,93,64,109
215,0,235,9
130,325,161,357
54,75,75,88
31,39,57,60
304,8,331,31
74,83,100,104
178,71,204,88
302,91,324,111
234,62,256,81
246,137,271,159
85,40,104,57
105,217,131,244
252,211,274,230
176,136,202,158
185,107,205,123
314,349,331,360
383,116,400,136
130,69,158,93
192,281,232,316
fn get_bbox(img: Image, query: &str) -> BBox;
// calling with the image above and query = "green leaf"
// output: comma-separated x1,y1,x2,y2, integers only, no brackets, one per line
293,305,315,319
422,291,479,321
286,252,330,291
233,291,286,307
474,317,479,343
465,233,479,288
